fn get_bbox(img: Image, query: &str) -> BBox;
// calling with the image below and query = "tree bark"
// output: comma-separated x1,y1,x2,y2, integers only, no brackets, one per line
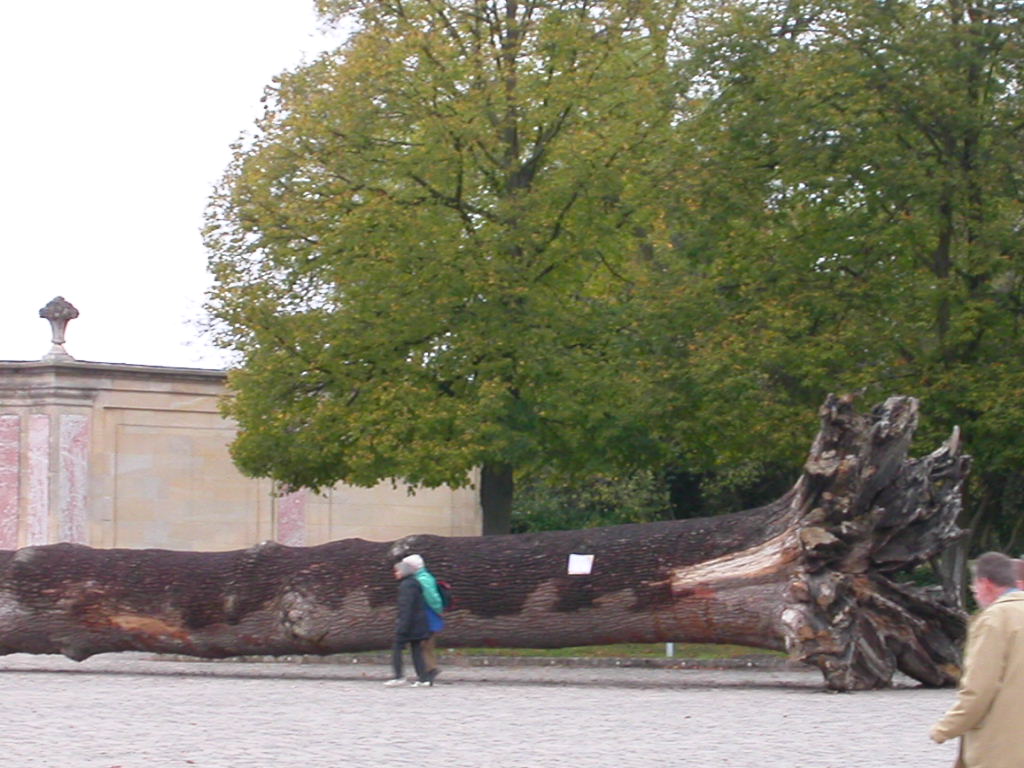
480,462,515,535
0,395,968,690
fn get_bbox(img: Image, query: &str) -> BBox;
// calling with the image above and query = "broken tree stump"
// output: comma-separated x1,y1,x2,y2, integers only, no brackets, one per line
0,395,969,690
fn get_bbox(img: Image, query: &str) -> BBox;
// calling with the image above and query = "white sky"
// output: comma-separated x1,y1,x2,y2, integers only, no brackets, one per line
0,1,346,368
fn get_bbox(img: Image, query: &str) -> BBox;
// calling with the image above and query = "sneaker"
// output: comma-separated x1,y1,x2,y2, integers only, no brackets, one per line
383,678,407,687
411,680,433,687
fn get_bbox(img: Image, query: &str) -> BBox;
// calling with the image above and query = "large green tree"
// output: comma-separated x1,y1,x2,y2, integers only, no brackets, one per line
205,0,683,533
208,0,1024,548
662,0,1024,549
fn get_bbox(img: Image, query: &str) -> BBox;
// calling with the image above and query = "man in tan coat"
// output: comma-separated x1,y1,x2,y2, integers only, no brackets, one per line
931,551,1024,767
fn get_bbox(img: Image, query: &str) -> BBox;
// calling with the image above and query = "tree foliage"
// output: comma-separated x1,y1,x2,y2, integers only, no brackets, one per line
207,0,1024,548
510,468,671,532
662,0,1024,550
205,0,684,531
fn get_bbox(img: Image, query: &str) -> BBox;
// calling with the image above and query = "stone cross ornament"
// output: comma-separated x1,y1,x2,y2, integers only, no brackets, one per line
39,296,79,361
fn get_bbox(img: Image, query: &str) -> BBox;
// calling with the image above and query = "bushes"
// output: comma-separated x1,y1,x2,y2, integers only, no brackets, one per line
511,469,671,533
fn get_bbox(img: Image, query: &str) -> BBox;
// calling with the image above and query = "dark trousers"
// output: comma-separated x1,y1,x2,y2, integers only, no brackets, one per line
392,638,428,681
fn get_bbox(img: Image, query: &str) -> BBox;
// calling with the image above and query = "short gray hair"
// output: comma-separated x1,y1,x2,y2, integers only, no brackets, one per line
972,552,1017,588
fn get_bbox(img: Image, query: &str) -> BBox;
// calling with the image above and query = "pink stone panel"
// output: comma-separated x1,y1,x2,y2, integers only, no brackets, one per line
58,414,89,544
0,415,19,549
26,415,50,545
277,489,307,546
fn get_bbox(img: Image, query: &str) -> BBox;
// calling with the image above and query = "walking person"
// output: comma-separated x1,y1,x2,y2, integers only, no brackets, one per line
384,559,432,687
402,554,445,684
931,551,1024,767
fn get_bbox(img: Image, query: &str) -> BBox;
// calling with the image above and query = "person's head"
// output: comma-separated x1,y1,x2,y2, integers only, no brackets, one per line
402,554,425,572
971,552,1018,608
393,560,416,579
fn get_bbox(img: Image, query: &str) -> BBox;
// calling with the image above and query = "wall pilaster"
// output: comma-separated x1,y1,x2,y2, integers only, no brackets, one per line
25,414,51,545
57,414,89,543
0,414,18,549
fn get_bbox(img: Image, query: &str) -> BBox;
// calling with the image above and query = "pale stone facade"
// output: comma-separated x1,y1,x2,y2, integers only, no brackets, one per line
0,359,482,552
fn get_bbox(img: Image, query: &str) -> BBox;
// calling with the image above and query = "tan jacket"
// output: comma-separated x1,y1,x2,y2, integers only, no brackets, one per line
932,590,1024,768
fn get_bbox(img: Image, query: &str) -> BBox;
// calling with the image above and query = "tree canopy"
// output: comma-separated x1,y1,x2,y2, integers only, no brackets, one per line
205,0,685,532
665,0,1024,548
207,0,1024,547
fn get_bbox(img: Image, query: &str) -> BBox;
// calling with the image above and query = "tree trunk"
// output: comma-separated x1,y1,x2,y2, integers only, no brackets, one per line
0,395,968,690
480,462,515,535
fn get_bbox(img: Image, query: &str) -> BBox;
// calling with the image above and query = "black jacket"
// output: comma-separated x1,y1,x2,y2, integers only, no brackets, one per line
395,575,430,642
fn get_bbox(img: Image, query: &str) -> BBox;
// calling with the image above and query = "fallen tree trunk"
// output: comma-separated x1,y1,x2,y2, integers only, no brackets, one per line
0,395,968,690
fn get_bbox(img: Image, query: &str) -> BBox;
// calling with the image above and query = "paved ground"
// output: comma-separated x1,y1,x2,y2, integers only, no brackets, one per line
0,653,960,768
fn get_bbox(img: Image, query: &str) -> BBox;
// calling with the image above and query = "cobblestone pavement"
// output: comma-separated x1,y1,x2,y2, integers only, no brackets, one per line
0,653,960,768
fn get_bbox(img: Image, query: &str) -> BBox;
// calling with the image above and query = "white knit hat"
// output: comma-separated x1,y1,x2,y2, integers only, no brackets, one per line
402,554,425,570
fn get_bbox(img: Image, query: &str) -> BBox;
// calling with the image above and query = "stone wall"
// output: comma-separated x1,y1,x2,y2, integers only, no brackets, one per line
0,360,481,551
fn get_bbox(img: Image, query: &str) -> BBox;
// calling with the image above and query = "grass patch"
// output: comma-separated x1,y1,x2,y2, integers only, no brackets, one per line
444,643,782,660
